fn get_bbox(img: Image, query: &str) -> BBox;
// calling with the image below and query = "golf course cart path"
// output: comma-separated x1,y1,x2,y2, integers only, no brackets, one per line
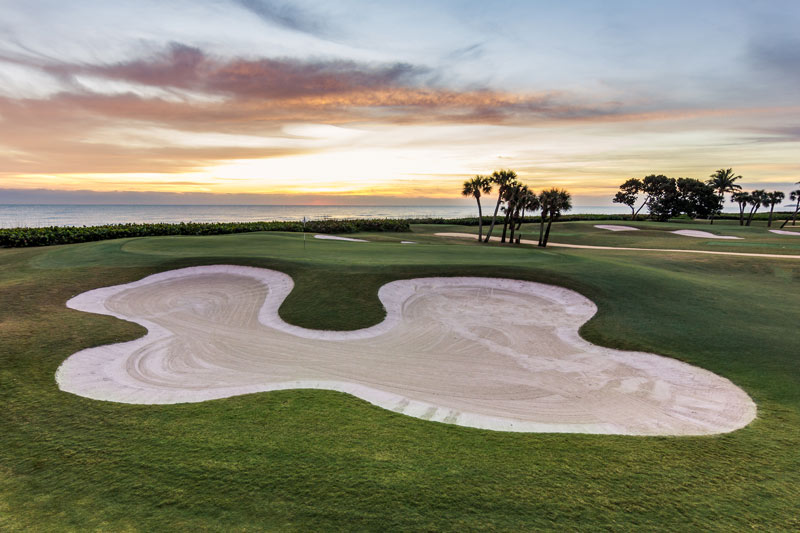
435,233,800,259
57,265,756,436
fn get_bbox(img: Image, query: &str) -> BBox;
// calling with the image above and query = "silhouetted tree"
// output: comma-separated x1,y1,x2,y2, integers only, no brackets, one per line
643,175,680,221
677,178,721,219
731,191,751,226
612,178,646,220
764,191,785,227
790,185,800,226
707,168,742,224
745,189,768,226
504,183,529,244
484,169,517,243
515,190,540,243
462,175,492,241
500,182,523,243
538,188,572,247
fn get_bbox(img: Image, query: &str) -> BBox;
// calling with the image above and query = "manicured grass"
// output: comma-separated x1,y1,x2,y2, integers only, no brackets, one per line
417,219,800,255
1,227,799,531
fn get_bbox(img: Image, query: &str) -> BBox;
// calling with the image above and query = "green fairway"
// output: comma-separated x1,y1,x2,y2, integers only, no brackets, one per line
416,219,800,256
1,226,799,531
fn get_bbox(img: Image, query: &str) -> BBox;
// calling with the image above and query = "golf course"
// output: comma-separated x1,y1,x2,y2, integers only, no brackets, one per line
1,219,799,530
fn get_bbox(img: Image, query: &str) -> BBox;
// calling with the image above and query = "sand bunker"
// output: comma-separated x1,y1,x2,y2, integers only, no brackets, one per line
401,241,416,244
671,230,741,239
313,234,368,242
57,266,755,435
594,225,639,232
769,229,800,236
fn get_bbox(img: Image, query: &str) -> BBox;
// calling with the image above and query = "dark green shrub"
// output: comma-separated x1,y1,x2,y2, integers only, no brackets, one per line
0,219,411,248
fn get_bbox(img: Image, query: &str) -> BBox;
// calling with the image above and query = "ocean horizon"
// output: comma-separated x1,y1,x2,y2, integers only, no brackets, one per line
0,204,636,228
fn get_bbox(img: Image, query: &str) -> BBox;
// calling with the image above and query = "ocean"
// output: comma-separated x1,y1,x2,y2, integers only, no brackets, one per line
0,204,632,228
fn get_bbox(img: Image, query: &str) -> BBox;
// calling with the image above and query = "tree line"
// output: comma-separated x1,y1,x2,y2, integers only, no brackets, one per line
612,169,800,227
462,169,571,247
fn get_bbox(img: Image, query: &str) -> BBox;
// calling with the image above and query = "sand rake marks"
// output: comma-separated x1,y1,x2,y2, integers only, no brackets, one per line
57,265,756,435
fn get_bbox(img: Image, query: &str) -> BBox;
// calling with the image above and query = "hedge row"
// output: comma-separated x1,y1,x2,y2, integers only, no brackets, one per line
0,219,410,248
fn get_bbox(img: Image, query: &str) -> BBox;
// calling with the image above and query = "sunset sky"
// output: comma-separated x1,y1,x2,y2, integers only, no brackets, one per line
1,0,799,205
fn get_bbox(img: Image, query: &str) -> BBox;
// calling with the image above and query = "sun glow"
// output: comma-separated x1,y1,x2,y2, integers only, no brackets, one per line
202,147,482,196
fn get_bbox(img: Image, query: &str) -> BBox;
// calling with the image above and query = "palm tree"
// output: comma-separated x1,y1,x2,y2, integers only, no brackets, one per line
483,169,517,243
731,191,750,226
461,175,492,241
507,184,531,244
745,189,768,226
707,168,742,224
790,186,800,226
537,190,550,246
764,191,785,227
515,189,540,244
538,188,572,247
501,182,527,243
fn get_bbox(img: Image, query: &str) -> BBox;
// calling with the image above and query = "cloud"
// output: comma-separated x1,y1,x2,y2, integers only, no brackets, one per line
748,34,800,83
232,0,330,37
4,42,795,195
32,42,427,101
445,42,485,62
747,125,800,144
0,42,620,132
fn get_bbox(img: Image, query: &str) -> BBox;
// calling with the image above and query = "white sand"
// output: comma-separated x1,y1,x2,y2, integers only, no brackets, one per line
594,225,639,232
314,234,368,242
671,230,741,239
57,265,756,435
434,232,800,260
401,241,416,244
769,229,800,236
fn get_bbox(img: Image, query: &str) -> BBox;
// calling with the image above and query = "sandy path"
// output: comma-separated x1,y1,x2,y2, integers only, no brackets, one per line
594,225,639,231
435,233,800,260
57,265,755,435
671,230,741,239
314,234,368,242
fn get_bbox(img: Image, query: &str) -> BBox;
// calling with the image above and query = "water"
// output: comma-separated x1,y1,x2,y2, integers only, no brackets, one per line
0,204,631,229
